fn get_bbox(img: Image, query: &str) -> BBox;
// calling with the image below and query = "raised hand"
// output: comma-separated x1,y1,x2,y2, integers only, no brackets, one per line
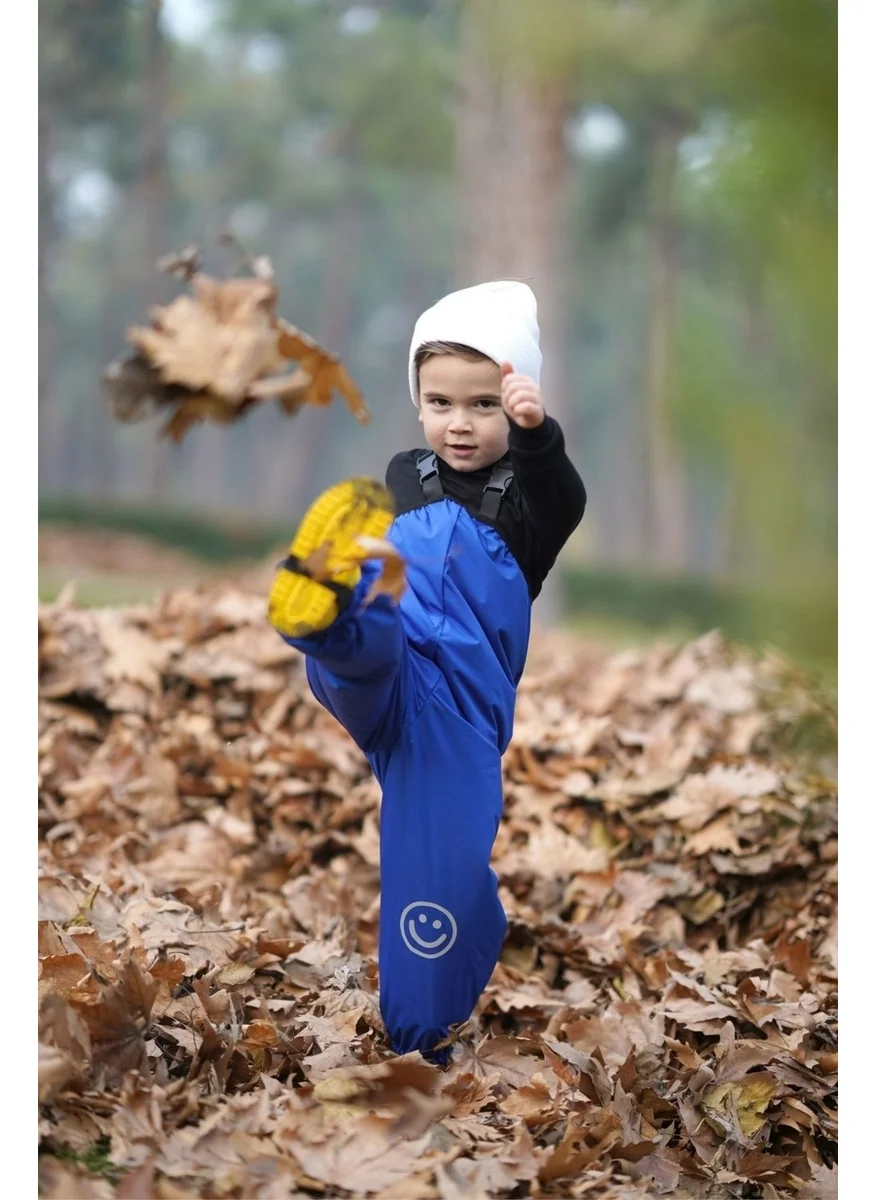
500,361,545,429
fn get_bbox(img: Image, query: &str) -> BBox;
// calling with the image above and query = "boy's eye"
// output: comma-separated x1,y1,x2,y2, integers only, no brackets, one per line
476,398,498,409
429,397,450,407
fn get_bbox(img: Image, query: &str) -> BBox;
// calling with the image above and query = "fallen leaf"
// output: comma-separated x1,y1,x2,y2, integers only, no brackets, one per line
703,1077,778,1139
217,962,256,987
280,1114,432,1192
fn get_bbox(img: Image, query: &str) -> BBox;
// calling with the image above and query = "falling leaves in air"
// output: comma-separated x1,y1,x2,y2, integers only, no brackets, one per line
102,237,370,442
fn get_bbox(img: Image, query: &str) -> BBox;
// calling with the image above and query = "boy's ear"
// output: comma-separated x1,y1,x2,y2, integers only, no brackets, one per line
417,405,424,424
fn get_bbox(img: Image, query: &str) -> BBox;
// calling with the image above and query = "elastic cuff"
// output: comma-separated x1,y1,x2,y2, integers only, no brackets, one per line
507,415,561,454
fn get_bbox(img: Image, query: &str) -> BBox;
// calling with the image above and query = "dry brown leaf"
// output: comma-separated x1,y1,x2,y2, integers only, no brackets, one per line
499,1070,561,1124
39,1041,84,1103
442,1070,502,1117
703,1077,778,1139
320,535,408,605
104,248,370,441
685,815,743,856
280,1114,433,1193
217,961,256,987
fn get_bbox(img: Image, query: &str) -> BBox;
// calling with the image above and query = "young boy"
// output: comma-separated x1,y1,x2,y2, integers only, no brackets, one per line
269,281,586,1063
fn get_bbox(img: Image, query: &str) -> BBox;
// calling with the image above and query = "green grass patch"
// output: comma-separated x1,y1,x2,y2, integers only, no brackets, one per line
564,612,698,652
39,1137,121,1185
562,566,836,668
39,494,291,563
38,565,183,608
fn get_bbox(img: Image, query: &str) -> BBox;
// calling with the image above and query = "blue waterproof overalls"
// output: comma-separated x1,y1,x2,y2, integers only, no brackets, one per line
283,464,530,1060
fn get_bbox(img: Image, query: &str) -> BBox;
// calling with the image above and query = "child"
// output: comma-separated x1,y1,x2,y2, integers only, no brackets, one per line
269,281,586,1063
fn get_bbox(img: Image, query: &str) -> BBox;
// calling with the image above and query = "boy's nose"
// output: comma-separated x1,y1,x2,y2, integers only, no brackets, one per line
448,412,473,433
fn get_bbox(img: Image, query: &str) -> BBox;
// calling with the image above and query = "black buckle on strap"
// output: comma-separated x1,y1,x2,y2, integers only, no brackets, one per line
416,451,444,502
479,464,513,520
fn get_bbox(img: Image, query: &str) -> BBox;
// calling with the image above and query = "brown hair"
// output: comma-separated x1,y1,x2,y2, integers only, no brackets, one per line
413,340,493,376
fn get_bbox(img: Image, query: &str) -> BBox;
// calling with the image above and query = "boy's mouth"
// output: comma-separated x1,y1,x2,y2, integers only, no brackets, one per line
447,443,476,455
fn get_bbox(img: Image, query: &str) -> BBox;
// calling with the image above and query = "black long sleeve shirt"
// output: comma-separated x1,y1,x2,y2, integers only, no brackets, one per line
385,416,586,600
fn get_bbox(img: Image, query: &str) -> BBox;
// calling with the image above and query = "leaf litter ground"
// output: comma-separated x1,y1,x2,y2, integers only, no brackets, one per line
38,583,837,1198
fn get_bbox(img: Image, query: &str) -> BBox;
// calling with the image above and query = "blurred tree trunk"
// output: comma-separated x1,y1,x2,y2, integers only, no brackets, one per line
140,0,170,500
255,174,366,521
617,405,649,569
455,0,573,625
455,8,571,402
290,170,366,508
94,250,125,499
319,176,363,357
643,110,688,572
256,219,299,520
401,180,430,315
716,268,766,580
38,106,61,486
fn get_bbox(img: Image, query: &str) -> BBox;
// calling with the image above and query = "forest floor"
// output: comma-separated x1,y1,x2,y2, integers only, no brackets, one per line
37,538,837,1199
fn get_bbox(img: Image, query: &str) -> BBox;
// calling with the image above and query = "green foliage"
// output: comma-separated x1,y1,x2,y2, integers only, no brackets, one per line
215,0,454,173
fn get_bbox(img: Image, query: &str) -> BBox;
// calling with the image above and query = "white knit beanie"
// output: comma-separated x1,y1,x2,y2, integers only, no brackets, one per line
408,280,542,405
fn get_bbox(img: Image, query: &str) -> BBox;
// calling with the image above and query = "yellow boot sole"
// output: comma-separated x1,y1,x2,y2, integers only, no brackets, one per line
268,477,395,638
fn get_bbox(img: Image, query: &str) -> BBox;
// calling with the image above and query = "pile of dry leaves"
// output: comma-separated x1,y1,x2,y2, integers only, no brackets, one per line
38,584,837,1198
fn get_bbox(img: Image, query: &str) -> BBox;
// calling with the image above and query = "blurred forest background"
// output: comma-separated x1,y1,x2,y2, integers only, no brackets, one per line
38,0,836,664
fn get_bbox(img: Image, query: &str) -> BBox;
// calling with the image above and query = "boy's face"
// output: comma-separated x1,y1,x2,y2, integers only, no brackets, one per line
417,354,509,472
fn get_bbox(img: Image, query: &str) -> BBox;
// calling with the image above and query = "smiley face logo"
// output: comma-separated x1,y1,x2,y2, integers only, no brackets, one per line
400,902,458,959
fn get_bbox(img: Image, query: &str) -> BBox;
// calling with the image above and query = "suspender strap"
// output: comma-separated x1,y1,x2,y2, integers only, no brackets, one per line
416,451,444,502
416,450,513,519
479,463,514,521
